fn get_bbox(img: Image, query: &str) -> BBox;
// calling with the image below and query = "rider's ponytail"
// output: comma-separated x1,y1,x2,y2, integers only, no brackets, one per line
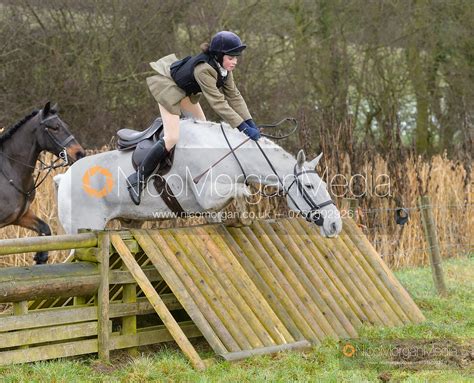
200,42,210,53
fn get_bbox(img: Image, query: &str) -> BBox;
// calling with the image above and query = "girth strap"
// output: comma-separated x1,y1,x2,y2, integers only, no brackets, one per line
153,175,185,215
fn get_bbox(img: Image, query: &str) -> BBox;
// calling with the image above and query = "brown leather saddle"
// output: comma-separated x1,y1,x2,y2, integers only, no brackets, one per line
116,118,184,214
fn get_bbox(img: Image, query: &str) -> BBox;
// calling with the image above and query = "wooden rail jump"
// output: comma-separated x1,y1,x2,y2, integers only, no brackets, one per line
0,218,425,368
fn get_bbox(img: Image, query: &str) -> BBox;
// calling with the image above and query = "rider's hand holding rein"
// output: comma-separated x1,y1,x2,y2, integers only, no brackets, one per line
238,120,261,141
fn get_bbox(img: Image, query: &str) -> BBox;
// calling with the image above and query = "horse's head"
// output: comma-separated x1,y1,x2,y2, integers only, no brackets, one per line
35,101,85,163
285,150,342,237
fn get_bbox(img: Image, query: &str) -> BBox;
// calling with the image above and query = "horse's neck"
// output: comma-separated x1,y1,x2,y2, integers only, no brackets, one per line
2,119,40,175
237,141,294,187
180,122,295,187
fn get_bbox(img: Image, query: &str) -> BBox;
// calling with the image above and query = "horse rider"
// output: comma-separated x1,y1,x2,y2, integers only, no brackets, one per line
126,31,261,205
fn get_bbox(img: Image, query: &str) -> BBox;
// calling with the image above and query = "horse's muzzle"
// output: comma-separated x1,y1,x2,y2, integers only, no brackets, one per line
67,144,86,163
75,150,86,160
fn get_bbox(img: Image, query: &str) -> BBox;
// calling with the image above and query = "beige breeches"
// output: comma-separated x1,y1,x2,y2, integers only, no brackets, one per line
159,97,206,151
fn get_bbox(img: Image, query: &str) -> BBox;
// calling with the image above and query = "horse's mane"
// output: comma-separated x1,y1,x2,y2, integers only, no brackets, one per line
0,110,39,143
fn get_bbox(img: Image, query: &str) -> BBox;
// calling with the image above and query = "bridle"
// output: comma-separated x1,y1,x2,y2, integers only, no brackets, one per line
40,114,76,155
285,163,335,226
220,118,335,227
0,114,71,197
254,140,335,227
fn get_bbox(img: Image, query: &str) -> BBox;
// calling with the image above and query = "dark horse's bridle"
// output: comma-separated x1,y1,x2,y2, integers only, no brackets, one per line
0,113,72,197
220,118,335,227
40,114,76,154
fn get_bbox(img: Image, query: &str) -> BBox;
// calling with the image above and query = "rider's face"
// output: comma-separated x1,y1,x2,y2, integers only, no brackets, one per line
222,55,238,71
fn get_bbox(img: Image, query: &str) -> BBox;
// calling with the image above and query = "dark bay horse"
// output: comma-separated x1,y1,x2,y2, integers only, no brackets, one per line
0,102,85,264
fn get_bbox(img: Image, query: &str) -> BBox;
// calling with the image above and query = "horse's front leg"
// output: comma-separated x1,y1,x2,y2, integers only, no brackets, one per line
15,208,51,264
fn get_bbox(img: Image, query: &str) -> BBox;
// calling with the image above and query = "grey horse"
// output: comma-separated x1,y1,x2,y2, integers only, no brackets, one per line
0,102,85,263
55,119,342,237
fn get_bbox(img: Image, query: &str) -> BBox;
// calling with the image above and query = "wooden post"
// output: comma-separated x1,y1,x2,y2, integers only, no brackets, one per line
122,282,138,357
419,195,448,297
13,301,28,349
74,296,87,306
13,300,28,316
97,232,110,362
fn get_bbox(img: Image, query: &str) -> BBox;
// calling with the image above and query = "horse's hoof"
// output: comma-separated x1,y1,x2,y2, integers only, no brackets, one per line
34,252,48,265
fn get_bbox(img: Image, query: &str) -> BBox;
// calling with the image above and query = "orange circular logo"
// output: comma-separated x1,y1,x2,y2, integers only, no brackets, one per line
82,166,114,198
342,343,356,357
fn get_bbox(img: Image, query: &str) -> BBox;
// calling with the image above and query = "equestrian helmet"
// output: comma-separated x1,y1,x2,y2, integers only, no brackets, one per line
209,31,246,56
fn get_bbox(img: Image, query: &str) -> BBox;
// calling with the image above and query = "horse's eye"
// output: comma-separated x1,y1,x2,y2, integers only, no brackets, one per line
305,184,314,189
47,124,59,131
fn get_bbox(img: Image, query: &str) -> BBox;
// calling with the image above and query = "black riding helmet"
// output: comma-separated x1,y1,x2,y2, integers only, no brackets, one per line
209,31,246,64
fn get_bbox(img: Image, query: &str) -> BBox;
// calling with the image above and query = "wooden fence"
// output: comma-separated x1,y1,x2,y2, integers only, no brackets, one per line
0,218,425,368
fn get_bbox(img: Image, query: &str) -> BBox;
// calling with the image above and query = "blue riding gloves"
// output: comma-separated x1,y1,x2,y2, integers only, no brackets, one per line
237,120,260,141
245,119,258,130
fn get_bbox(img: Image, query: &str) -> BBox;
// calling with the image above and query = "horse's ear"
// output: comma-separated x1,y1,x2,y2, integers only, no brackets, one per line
296,150,306,168
307,152,323,169
43,101,51,116
51,103,59,114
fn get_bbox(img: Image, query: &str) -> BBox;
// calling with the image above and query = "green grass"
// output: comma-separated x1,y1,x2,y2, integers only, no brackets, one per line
0,256,472,382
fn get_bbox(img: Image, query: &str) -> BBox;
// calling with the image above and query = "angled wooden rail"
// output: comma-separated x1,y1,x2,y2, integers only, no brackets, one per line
111,234,206,370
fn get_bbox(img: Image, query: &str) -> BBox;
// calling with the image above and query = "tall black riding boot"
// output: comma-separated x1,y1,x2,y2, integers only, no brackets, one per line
127,138,168,205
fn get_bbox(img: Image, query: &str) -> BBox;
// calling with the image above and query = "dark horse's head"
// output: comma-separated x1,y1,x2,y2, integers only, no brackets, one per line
35,101,85,162
0,101,85,265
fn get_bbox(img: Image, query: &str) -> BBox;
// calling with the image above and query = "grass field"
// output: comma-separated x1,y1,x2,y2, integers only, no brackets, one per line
0,256,472,382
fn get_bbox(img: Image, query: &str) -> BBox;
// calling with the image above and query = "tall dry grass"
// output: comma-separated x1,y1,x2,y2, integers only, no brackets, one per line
0,151,471,269
345,155,472,269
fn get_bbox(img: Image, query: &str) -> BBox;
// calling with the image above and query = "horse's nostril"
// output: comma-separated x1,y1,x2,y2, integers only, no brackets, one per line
76,151,85,160
331,222,337,233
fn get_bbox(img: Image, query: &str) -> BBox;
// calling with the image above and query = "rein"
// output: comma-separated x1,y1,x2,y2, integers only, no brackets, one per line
259,117,298,139
193,118,297,184
217,118,335,226
0,148,68,197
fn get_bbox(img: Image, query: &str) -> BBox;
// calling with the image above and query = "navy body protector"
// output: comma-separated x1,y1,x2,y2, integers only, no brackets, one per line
170,52,227,95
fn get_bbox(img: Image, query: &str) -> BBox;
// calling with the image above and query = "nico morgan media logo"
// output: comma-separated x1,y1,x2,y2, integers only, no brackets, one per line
342,343,356,357
82,165,114,198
